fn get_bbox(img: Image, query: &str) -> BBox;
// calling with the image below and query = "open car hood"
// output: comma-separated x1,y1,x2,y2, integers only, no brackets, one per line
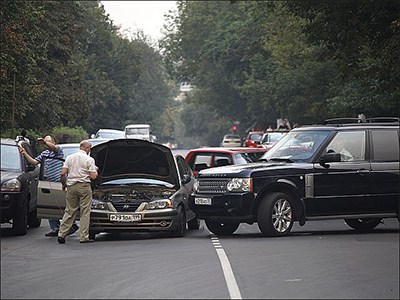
90,139,179,188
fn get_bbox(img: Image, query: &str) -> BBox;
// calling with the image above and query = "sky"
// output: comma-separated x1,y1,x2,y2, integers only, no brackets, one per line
101,1,177,41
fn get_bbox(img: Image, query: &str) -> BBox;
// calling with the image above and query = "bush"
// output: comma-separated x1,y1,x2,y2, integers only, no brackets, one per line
51,126,88,144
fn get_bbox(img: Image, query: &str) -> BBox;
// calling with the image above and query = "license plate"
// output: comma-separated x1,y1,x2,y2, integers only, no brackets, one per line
110,214,141,222
195,197,212,205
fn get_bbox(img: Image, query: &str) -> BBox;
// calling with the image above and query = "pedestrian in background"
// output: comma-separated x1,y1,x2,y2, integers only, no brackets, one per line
19,135,79,236
58,140,98,244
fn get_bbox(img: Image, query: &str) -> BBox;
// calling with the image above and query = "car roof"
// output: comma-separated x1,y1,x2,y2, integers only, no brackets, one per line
1,138,18,145
59,143,80,147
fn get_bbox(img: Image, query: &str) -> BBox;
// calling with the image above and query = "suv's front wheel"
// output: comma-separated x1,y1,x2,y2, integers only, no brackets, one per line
257,192,294,237
344,218,381,231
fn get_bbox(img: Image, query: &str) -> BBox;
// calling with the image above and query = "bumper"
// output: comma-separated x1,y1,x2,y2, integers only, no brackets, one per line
0,192,24,223
188,192,255,222
89,208,180,234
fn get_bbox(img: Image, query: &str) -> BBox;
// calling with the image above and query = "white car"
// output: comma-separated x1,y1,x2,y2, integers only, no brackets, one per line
220,134,242,147
91,129,125,139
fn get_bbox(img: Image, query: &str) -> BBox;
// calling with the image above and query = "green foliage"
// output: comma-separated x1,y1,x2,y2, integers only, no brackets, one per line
50,126,88,144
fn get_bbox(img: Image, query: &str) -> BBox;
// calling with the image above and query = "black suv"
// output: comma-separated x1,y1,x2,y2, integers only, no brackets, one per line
189,118,399,236
1,137,41,235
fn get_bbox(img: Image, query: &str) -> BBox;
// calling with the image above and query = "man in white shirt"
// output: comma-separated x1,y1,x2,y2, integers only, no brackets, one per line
58,140,98,244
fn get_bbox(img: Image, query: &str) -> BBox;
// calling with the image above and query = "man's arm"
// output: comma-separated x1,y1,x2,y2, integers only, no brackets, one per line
19,147,39,165
60,167,68,191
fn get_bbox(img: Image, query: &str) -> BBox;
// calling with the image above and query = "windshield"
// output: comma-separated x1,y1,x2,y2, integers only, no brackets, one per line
126,128,150,135
1,144,22,171
96,130,124,139
234,152,263,164
261,130,330,161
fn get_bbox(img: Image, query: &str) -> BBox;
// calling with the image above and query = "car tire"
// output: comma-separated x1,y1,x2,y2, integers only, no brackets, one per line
13,200,28,236
205,220,239,236
28,209,41,228
187,216,200,230
257,192,294,237
344,218,382,231
172,206,186,237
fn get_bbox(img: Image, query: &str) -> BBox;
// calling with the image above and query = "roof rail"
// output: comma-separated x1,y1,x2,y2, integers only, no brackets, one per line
323,118,362,124
366,117,399,123
324,116,399,125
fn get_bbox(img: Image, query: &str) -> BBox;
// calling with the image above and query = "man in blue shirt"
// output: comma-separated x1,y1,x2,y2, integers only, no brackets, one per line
19,135,79,236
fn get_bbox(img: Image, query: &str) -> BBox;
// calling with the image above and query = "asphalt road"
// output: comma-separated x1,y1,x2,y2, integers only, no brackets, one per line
1,218,398,299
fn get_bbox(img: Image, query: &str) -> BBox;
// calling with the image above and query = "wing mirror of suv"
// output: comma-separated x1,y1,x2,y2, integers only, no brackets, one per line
319,152,341,167
181,174,192,184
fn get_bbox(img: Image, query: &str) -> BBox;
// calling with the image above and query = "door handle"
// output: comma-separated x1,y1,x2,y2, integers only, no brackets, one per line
357,169,370,175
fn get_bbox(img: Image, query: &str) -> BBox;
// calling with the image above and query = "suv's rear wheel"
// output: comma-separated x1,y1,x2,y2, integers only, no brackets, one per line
344,218,381,230
257,192,294,237
205,220,239,236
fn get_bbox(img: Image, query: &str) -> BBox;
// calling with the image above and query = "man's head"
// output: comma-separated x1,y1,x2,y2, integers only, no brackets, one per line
80,140,92,154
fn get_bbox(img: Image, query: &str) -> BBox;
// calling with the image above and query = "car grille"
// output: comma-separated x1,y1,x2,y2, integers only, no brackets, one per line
112,202,141,212
196,178,230,194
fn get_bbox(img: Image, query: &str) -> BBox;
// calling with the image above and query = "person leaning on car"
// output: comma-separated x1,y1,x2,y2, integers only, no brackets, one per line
18,135,79,237
58,140,98,244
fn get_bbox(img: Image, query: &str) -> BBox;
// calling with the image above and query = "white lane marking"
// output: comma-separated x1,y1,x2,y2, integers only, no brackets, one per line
211,235,242,299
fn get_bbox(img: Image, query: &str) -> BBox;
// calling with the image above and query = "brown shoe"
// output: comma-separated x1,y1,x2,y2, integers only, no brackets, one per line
80,239,95,244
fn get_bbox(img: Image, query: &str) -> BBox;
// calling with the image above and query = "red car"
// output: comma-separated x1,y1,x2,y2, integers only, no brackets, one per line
243,131,264,147
185,147,268,177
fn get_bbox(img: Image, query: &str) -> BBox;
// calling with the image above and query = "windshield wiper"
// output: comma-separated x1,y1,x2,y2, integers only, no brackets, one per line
266,157,294,163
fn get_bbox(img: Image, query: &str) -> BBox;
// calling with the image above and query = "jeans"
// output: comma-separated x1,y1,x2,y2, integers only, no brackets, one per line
48,219,60,231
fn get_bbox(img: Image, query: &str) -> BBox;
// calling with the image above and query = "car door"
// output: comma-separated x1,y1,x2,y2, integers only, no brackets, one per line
309,130,371,216
37,156,68,220
368,129,399,213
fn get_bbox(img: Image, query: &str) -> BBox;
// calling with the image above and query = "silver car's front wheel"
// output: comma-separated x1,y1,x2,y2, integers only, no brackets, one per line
257,192,294,237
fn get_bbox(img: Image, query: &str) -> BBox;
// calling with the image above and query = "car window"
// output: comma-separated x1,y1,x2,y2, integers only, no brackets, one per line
193,154,212,169
371,130,399,161
214,155,231,167
1,144,21,171
326,131,366,161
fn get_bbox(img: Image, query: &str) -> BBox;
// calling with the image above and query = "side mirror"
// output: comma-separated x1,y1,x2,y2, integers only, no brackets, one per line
27,164,36,172
181,174,192,184
90,134,95,138
319,152,341,167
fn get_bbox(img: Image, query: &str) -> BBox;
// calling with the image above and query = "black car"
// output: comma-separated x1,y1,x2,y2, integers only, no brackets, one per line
37,139,199,239
1,137,41,235
189,118,399,236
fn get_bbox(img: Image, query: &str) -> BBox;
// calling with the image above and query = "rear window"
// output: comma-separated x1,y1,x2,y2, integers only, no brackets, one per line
371,130,399,161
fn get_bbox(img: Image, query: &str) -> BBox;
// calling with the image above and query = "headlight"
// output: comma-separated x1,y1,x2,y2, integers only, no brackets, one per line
227,178,252,192
193,179,199,192
1,178,22,192
91,199,108,210
145,199,173,210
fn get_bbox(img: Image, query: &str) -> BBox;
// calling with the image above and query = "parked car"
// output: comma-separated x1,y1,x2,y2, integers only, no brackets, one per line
258,131,288,150
1,137,41,235
189,118,399,237
58,143,80,158
243,131,264,147
37,139,199,239
220,134,242,147
91,128,125,139
185,147,268,177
